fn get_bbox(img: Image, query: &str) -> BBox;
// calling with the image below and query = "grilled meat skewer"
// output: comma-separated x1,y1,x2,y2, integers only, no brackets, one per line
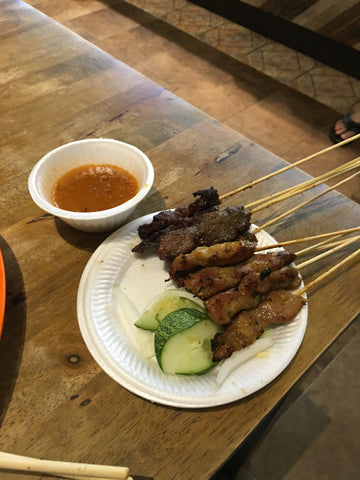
132,187,220,254
205,266,301,325
182,250,297,297
156,206,253,261
212,289,306,361
132,187,253,262
169,239,257,279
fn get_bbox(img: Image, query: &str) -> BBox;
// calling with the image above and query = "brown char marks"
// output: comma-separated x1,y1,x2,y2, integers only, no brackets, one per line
156,206,252,261
212,290,306,361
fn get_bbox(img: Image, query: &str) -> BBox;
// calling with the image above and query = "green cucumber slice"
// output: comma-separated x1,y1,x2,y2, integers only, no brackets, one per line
135,291,204,331
154,308,223,375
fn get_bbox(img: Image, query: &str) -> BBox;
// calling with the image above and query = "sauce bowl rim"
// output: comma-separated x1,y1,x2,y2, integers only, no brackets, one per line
28,138,154,220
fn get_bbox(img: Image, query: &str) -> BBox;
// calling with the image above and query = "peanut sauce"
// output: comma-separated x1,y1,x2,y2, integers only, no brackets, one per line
52,164,139,212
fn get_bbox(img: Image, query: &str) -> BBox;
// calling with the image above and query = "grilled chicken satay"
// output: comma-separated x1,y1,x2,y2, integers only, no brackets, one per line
169,239,257,278
205,266,301,325
182,250,297,298
212,289,306,361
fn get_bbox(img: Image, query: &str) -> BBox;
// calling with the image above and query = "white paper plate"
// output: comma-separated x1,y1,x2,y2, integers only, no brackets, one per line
77,213,307,408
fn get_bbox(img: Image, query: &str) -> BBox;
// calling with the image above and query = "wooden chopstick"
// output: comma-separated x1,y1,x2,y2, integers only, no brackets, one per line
0,452,130,479
252,169,360,233
58,473,133,480
254,227,360,252
297,247,360,295
62,475,133,480
219,133,360,200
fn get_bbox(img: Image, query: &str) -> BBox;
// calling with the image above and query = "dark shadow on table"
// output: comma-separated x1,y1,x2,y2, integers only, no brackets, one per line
0,237,27,427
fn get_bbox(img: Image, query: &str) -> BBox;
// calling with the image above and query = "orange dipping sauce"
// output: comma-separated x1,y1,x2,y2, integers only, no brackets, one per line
52,164,139,212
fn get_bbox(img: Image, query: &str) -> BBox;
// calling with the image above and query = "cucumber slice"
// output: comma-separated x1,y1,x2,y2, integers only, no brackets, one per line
154,308,223,375
135,291,204,331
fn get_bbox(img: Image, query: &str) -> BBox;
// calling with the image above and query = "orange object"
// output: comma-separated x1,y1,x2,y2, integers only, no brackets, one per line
52,164,139,213
0,248,5,338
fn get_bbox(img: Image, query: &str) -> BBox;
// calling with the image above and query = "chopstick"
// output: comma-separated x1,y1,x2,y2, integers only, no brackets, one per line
219,133,360,200
58,473,133,480
0,452,131,479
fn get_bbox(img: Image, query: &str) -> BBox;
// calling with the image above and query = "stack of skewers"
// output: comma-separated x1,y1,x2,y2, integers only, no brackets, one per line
132,133,360,362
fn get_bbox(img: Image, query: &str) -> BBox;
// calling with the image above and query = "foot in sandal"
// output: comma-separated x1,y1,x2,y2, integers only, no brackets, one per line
329,112,360,144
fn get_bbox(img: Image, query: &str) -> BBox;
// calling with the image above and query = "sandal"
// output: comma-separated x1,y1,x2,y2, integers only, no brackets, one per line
329,113,360,144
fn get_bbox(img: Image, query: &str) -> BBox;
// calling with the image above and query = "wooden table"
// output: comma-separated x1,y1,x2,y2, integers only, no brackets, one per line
1,1,359,479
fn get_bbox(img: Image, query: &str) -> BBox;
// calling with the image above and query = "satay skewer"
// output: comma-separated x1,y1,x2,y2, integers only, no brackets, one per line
254,226,360,252
245,157,360,210
296,235,360,269
255,226,360,252
295,234,360,255
219,133,360,200
296,248,360,295
252,170,360,233
295,235,343,255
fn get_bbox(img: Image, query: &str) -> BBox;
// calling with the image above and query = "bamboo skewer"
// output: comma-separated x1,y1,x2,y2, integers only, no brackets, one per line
254,227,360,252
311,236,360,251
246,157,360,211
252,170,360,233
297,248,360,295
219,133,360,201
296,235,360,269
295,235,342,256
247,157,360,212
247,156,360,209
0,452,131,480
296,235,352,255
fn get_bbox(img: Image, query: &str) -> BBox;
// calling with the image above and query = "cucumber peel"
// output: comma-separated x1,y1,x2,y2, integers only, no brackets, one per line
135,291,204,331
154,308,223,375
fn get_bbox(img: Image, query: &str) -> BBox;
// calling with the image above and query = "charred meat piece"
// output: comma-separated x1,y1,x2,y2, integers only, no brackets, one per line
156,206,253,261
186,186,221,214
205,266,301,325
212,289,306,361
183,250,297,298
139,187,220,239
132,187,220,253
169,239,257,280
183,263,253,293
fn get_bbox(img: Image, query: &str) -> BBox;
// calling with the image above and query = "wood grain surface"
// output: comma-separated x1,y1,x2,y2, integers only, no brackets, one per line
1,1,359,479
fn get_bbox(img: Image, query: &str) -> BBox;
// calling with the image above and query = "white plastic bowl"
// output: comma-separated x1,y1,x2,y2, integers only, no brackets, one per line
28,138,154,232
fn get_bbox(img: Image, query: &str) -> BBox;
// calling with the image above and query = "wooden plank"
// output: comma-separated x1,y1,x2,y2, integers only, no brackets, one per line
0,2,359,479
